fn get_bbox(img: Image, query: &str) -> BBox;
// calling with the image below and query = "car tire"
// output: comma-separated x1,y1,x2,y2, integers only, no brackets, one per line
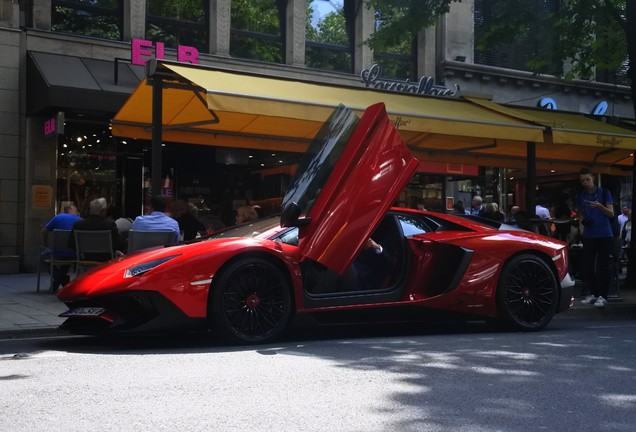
210,257,292,344
496,254,557,331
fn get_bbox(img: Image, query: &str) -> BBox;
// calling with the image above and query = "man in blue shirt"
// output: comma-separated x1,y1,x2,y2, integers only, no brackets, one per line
41,203,82,292
575,167,615,308
131,195,180,244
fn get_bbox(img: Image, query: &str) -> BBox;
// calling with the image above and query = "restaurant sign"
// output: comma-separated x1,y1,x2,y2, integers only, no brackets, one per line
361,64,460,97
538,97,609,116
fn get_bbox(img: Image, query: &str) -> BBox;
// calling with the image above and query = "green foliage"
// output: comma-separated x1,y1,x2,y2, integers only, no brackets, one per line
146,0,206,22
366,0,459,51
306,2,351,72
230,0,283,63
366,0,632,85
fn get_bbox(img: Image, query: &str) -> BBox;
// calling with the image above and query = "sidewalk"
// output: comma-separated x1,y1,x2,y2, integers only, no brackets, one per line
0,272,634,339
0,273,68,339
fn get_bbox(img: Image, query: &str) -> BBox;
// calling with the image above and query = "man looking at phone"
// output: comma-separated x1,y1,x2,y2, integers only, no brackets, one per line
575,167,615,308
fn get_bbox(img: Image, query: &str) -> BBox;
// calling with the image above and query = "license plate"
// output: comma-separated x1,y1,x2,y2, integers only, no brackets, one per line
60,307,106,317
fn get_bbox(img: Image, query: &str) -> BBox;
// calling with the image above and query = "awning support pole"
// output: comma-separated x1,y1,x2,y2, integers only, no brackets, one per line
151,75,163,198
526,141,536,218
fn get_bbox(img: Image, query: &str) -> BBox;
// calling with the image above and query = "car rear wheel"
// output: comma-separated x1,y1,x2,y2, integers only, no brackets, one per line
497,254,557,331
210,258,291,344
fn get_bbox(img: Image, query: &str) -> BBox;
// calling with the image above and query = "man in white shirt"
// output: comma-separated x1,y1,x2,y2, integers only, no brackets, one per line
131,195,180,244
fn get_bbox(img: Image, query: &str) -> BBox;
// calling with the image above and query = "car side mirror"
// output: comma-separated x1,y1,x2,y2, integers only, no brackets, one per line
281,202,311,227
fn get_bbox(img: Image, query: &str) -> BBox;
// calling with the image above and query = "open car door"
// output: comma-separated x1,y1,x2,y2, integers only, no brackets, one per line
281,103,419,275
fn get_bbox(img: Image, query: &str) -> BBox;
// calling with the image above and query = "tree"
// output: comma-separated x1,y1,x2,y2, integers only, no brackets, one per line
306,2,351,71
366,0,635,117
230,0,285,63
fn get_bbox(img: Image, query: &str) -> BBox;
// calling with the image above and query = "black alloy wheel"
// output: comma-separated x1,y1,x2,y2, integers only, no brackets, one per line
211,258,291,344
496,254,558,331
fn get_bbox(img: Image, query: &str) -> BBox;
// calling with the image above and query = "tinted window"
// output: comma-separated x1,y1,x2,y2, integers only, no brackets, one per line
230,0,284,63
146,0,209,51
397,214,432,237
52,0,123,40
274,228,299,246
281,106,358,216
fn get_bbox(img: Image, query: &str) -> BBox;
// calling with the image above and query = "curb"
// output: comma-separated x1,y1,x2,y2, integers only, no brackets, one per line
0,326,71,340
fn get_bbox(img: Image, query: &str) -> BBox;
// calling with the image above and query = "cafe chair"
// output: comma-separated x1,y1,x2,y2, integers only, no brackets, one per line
37,229,76,293
127,230,177,253
73,230,114,273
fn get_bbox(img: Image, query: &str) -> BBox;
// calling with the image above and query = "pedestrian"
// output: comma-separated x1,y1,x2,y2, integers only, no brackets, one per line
482,202,505,222
470,195,484,216
575,167,615,308
618,205,631,234
451,200,468,215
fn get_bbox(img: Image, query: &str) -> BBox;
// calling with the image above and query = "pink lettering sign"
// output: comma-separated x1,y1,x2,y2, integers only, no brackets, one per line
131,38,199,65
178,46,199,64
44,118,56,136
131,38,153,65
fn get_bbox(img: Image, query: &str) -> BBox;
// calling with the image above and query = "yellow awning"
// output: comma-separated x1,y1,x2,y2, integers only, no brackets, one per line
465,97,636,171
112,61,634,175
112,62,544,154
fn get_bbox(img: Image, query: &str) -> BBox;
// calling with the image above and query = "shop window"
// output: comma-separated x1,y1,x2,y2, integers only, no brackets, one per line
474,0,559,75
56,124,118,218
146,0,209,51
230,0,285,63
51,0,123,40
306,0,352,73
372,6,416,79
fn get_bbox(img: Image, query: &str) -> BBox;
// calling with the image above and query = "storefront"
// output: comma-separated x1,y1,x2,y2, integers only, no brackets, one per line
23,52,636,272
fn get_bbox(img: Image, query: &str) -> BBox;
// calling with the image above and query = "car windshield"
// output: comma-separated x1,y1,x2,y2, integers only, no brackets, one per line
208,216,281,239
280,105,359,217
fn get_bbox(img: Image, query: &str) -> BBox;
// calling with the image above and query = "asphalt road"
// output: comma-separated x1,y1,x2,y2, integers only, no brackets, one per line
1,309,635,432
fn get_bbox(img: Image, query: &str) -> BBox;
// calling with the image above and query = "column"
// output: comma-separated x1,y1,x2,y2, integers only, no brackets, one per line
123,0,146,40
209,0,231,56
285,0,306,66
354,0,374,74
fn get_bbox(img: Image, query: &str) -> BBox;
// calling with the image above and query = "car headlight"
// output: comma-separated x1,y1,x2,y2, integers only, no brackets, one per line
124,255,181,278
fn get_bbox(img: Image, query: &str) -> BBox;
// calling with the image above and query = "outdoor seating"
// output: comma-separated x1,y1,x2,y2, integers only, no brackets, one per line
73,230,114,273
127,230,176,253
36,229,76,293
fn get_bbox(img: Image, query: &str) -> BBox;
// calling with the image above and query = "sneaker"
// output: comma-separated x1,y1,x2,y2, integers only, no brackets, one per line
594,296,608,308
581,295,598,305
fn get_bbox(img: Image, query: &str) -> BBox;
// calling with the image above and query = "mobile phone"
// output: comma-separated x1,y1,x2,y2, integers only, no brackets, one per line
584,200,594,205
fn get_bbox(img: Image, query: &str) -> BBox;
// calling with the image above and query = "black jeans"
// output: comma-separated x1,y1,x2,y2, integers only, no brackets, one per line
581,236,614,298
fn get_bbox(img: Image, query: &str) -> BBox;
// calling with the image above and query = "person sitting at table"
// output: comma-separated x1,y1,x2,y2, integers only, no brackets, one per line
131,195,180,244
69,197,122,263
41,203,83,292
171,199,205,241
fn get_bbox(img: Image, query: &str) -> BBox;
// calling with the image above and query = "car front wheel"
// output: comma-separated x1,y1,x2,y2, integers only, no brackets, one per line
210,258,292,344
497,254,558,331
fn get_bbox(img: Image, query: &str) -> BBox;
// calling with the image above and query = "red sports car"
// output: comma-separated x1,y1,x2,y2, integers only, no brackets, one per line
57,103,575,343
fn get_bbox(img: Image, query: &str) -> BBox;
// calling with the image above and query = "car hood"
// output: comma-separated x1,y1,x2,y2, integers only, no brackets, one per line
56,237,280,299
